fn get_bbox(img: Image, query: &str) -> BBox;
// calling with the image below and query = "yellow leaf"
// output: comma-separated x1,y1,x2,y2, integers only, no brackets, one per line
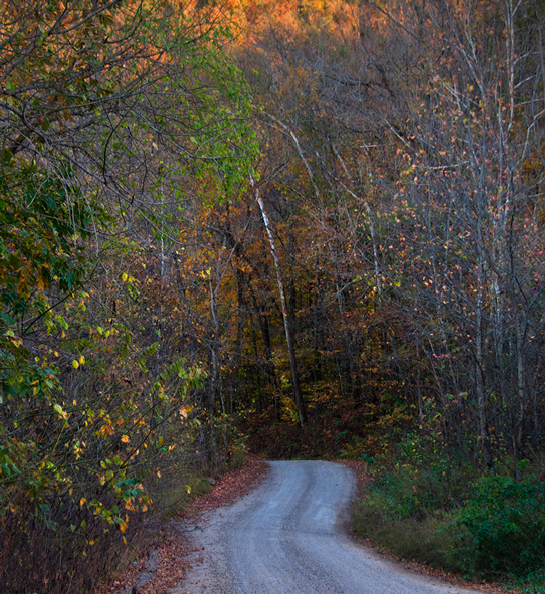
53,403,69,419
80,498,86,506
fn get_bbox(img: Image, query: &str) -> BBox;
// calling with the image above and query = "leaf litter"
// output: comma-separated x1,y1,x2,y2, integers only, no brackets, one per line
97,458,269,594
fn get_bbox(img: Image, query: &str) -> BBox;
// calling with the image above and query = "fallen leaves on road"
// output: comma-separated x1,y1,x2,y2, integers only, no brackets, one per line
340,460,373,496
183,458,269,520
98,458,269,594
138,537,196,594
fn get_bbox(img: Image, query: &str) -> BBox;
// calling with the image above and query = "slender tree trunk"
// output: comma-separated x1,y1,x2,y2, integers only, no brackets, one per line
208,277,226,467
476,260,493,467
232,266,246,416
416,335,424,426
513,301,527,480
251,176,307,425
313,261,324,382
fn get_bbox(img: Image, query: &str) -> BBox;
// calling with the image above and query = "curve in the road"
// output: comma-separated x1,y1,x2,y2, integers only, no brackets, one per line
177,460,479,594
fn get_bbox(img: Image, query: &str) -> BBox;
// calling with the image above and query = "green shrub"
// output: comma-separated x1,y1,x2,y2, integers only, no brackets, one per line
452,474,545,577
365,455,473,520
353,439,545,582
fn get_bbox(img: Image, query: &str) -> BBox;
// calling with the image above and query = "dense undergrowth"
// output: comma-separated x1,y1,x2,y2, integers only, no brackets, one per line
351,437,545,592
2,471,213,594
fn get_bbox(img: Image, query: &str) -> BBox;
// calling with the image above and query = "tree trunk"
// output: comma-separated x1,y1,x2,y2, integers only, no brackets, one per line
252,177,308,425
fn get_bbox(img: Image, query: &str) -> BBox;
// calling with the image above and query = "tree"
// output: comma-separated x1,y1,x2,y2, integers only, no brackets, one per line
0,1,258,591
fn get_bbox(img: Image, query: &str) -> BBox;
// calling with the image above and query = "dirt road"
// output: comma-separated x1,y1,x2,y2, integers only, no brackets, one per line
176,460,478,594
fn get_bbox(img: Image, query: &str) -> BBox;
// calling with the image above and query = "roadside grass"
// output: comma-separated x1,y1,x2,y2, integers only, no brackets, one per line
512,575,545,594
353,501,458,571
151,473,212,521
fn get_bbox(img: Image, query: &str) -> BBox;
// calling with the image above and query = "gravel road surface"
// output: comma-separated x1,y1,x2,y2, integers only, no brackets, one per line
176,460,478,594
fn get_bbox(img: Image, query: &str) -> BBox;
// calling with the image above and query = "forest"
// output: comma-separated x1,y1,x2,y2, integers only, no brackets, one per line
1,0,545,591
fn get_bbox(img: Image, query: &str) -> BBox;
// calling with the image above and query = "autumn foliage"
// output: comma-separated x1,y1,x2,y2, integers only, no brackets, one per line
1,0,545,590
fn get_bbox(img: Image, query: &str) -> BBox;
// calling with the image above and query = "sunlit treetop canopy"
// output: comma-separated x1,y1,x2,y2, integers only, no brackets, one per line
0,0,257,196
0,0,258,326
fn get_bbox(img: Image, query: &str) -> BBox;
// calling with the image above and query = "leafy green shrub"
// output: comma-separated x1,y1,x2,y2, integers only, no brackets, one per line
352,459,463,569
452,474,545,577
365,454,473,521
